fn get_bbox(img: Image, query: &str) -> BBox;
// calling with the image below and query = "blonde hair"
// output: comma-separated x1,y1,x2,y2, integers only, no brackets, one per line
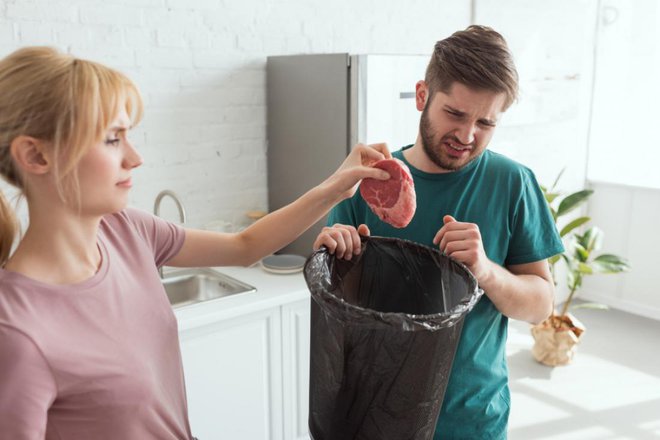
0,46,143,265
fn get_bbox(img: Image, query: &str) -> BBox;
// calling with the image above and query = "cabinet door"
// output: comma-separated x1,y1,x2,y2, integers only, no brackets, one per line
281,298,311,440
179,307,283,440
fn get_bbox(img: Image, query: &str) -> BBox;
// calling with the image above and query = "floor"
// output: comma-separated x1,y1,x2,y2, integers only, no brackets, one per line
506,306,660,439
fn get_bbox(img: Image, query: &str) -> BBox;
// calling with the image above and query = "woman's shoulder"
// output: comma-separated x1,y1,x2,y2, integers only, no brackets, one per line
100,207,161,239
100,207,184,264
102,207,153,227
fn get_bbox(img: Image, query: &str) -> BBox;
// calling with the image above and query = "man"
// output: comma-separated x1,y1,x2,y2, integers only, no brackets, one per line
315,25,564,439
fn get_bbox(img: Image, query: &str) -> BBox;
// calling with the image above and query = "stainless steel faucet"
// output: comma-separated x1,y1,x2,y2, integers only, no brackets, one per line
154,190,187,278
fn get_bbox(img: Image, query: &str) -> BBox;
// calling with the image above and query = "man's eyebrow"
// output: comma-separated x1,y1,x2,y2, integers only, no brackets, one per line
444,105,497,125
443,105,463,114
479,117,498,126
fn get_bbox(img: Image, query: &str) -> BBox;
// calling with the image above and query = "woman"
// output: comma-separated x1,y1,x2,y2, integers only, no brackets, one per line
0,47,390,439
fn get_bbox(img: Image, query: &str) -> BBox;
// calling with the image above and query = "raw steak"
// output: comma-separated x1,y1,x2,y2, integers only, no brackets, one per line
359,158,416,228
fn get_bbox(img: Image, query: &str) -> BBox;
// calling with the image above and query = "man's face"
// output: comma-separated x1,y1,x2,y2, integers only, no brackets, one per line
417,81,507,172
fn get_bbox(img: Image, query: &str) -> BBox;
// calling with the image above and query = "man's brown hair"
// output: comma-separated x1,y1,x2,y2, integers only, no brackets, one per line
425,25,519,110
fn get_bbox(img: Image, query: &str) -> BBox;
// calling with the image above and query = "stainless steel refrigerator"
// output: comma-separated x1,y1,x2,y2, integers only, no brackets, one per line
266,53,429,256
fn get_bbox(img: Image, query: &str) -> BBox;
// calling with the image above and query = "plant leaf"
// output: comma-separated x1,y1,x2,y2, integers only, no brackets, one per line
592,254,631,273
550,168,565,192
594,254,629,264
560,216,591,237
582,227,603,253
578,262,593,274
557,189,594,218
573,243,589,261
545,192,561,204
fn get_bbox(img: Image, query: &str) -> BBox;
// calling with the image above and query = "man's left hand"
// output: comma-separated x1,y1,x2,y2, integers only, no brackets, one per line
433,215,494,283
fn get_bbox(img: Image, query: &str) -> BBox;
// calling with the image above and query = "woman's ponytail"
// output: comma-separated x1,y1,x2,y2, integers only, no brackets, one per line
0,190,18,266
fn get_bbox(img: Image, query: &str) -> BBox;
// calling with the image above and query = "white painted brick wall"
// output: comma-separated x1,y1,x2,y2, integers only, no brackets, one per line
0,0,592,237
0,0,471,232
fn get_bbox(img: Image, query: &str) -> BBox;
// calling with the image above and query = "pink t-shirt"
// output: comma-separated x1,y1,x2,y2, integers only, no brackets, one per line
0,208,193,439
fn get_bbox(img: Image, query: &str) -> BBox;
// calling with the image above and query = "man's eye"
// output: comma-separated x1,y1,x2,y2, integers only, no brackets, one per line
105,138,120,146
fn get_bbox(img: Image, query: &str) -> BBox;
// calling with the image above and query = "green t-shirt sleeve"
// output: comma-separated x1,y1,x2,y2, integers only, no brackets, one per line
506,169,564,266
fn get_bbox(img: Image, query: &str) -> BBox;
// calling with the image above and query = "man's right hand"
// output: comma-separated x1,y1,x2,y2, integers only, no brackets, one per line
313,224,370,260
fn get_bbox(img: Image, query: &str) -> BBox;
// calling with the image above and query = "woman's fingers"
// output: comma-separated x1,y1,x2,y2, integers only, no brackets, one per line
352,142,392,166
363,142,392,161
353,165,390,181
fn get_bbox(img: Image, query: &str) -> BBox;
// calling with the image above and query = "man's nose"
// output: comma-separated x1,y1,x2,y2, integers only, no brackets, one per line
455,122,476,145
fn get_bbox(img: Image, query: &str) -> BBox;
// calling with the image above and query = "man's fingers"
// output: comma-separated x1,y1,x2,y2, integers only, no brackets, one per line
328,224,367,259
438,229,470,250
433,215,462,245
314,227,338,253
357,224,370,237
347,227,361,256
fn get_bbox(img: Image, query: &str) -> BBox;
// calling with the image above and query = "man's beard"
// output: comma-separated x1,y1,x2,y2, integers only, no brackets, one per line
419,106,477,172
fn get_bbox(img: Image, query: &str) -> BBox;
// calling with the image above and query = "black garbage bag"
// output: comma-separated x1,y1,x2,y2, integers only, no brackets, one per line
304,236,483,440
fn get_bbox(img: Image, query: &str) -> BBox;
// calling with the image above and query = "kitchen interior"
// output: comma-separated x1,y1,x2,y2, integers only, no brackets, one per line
1,0,659,439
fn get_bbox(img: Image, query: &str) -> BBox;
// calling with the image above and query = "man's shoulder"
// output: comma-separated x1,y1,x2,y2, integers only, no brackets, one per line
481,150,538,187
483,150,532,174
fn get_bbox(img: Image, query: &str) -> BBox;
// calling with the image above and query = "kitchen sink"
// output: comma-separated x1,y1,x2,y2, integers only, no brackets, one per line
161,268,257,308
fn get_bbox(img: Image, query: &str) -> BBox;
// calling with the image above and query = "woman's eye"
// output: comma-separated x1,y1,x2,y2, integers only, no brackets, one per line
105,138,121,146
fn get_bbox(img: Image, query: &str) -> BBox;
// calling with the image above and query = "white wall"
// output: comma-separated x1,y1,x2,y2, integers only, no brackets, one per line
581,182,660,320
475,0,597,195
0,0,470,230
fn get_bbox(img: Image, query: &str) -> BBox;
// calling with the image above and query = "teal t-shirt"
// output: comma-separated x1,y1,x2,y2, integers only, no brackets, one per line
327,146,564,439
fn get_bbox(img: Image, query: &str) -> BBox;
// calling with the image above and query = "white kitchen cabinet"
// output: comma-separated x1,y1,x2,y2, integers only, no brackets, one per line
179,306,283,440
281,298,311,440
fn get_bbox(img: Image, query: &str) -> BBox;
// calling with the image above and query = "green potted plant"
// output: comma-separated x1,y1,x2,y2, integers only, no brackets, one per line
531,170,631,366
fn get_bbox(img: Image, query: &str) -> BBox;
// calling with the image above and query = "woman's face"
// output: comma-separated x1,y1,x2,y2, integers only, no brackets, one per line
74,108,143,216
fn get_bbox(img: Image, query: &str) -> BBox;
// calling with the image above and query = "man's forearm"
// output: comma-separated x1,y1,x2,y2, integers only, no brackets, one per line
478,261,555,324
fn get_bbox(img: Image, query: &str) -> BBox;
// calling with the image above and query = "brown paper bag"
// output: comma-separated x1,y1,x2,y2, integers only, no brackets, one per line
531,313,586,366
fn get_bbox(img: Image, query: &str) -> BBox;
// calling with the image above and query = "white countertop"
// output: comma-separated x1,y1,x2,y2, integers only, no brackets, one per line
173,264,310,332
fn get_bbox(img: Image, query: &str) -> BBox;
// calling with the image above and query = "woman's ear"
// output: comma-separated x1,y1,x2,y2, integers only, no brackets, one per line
9,136,50,175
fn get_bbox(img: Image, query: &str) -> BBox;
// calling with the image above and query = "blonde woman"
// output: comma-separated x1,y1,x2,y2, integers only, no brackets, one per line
0,47,391,439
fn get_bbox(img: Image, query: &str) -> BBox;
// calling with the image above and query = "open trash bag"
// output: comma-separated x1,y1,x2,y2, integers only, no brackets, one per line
304,236,484,440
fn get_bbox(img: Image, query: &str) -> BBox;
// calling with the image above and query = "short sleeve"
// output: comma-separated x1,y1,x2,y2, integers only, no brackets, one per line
0,324,56,438
121,208,186,267
506,169,564,266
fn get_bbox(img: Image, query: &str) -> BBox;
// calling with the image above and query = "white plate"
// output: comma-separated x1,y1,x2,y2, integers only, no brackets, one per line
261,254,306,275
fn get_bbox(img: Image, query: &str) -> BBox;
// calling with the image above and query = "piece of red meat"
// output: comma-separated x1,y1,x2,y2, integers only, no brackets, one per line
359,158,416,228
